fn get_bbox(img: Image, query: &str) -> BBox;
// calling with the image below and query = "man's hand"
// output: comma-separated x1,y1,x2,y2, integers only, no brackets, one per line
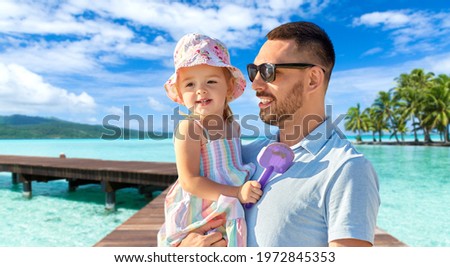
177,217,227,247
238,181,262,204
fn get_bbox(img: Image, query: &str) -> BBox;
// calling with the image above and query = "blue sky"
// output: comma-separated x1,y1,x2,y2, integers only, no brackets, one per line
0,0,449,135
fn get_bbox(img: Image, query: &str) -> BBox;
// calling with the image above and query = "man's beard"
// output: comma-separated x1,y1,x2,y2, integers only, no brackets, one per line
259,81,304,126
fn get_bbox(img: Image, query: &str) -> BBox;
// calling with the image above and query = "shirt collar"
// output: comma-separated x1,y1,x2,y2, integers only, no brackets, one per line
286,117,335,155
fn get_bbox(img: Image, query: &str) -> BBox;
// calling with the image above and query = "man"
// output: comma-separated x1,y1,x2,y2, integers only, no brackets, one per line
180,21,380,247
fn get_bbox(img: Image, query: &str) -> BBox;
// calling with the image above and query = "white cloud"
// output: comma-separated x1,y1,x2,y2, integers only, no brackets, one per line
0,63,96,115
0,0,333,124
403,52,450,76
353,10,450,54
0,40,100,75
0,24,169,75
353,11,410,29
148,96,172,112
0,0,334,77
361,47,383,57
0,1,113,36
105,106,124,116
0,0,330,49
0,1,175,76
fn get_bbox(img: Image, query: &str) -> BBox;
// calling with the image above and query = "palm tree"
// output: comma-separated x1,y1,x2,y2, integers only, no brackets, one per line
422,74,450,143
365,107,377,142
436,74,450,143
397,121,409,142
373,90,401,142
344,103,370,142
366,106,387,142
394,74,422,143
390,113,408,142
348,68,448,144
409,69,435,143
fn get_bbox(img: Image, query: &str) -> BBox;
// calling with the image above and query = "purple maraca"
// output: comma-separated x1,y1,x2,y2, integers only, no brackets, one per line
245,142,294,209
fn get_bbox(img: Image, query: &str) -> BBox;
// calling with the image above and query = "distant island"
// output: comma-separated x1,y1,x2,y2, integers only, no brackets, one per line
0,114,169,139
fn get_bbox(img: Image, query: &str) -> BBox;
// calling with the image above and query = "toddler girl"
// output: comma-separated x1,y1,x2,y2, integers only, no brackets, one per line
157,33,262,247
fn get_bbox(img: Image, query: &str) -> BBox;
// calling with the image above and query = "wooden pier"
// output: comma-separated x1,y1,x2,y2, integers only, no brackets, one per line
0,155,177,210
95,188,408,247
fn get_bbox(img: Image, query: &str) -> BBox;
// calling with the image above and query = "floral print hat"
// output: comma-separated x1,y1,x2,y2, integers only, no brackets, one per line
164,33,246,104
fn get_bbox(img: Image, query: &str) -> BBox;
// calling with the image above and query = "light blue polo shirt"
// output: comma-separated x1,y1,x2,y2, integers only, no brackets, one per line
242,119,380,246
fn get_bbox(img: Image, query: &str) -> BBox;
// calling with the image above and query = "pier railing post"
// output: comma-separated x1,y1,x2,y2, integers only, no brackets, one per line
21,174,32,198
12,173,18,184
105,191,116,211
68,179,77,192
102,181,116,211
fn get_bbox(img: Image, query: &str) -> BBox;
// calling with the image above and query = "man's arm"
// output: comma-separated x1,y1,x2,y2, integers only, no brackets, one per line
327,157,380,246
329,239,372,247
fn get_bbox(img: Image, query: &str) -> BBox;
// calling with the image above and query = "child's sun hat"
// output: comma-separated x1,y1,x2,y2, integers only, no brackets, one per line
164,33,246,104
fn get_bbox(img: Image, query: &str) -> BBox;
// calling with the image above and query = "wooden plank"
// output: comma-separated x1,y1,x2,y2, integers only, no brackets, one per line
94,189,167,247
95,189,408,247
374,227,408,247
0,155,178,186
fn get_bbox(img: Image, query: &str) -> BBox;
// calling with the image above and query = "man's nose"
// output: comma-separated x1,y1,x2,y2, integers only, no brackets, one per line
251,73,265,91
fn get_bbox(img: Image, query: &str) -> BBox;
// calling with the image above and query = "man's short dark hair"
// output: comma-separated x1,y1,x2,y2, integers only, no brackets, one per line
266,21,335,82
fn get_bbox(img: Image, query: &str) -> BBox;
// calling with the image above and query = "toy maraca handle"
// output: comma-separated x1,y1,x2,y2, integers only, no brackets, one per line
258,165,274,191
244,166,274,209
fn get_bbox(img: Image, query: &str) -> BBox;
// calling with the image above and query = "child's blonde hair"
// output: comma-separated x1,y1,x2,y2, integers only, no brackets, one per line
223,67,234,123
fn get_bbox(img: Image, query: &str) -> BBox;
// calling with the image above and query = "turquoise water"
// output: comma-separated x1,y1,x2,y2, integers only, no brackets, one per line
0,139,174,247
0,179,149,246
355,145,450,247
0,138,175,162
0,138,449,247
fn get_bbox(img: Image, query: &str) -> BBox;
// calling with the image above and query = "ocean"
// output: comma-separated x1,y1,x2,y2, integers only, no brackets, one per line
0,137,449,247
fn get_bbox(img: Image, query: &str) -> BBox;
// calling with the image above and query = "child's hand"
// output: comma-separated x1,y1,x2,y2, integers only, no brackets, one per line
237,181,262,204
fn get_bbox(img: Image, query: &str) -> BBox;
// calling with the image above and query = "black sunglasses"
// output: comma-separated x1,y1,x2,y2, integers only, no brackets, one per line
247,63,324,83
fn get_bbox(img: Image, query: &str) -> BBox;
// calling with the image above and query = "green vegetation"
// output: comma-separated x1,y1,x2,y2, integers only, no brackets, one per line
345,69,450,144
0,114,163,139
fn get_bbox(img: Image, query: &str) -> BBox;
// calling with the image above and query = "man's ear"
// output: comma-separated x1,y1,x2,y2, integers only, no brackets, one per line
306,67,324,92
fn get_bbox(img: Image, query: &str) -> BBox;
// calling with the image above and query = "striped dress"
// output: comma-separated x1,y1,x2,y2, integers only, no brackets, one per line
157,132,255,247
